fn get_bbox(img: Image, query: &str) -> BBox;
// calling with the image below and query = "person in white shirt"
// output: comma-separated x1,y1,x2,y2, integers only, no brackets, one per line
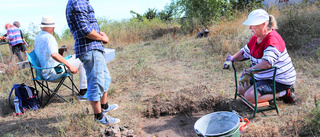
34,16,87,98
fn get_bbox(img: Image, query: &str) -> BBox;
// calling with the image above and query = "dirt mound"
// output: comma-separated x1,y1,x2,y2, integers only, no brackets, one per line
142,85,254,118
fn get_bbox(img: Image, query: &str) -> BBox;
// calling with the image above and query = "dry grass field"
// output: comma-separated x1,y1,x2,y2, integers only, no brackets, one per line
0,3,320,137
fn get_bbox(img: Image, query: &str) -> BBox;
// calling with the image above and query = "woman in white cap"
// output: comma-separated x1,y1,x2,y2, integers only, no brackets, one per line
223,9,296,104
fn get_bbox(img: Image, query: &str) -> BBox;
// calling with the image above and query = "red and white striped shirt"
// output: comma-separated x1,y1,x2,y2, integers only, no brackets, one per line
240,30,296,85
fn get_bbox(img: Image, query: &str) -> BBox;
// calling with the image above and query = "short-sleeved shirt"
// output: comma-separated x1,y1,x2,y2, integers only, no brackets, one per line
20,30,24,39
240,30,296,85
6,26,23,46
66,0,104,58
34,31,60,80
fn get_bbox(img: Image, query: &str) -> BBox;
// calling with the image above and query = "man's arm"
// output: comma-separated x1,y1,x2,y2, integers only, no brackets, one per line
69,0,109,44
86,29,109,44
51,53,77,74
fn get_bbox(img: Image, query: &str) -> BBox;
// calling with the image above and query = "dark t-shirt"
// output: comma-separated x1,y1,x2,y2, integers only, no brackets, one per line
20,30,24,39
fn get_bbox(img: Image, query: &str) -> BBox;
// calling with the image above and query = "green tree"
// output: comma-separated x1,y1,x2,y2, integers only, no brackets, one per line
144,8,158,20
230,0,263,11
61,28,73,40
130,10,143,21
23,22,41,48
177,0,233,27
158,1,181,21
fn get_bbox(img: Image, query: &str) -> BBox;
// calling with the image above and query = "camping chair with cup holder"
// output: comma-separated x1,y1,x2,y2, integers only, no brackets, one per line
26,50,81,108
228,61,279,118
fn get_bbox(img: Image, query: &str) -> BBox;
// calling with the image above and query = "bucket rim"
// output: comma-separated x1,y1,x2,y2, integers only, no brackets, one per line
194,111,240,136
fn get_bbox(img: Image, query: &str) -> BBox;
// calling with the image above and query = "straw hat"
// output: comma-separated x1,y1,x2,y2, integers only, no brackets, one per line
38,15,56,27
242,9,269,26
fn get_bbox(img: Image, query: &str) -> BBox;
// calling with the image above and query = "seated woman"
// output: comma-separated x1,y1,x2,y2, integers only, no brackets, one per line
223,9,296,104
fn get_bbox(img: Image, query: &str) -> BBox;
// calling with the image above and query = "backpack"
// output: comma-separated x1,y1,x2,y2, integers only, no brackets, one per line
8,83,40,112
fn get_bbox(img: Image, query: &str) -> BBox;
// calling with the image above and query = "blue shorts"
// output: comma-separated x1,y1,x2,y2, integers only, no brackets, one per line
250,78,291,96
79,50,111,101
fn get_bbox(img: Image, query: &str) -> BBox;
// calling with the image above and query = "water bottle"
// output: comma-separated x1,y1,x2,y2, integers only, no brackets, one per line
14,97,22,116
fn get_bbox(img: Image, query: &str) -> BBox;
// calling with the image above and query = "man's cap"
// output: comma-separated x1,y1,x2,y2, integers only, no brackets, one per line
38,15,56,27
243,9,269,26
5,23,11,29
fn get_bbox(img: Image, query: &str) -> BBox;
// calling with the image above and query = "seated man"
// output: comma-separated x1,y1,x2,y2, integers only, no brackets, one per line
34,15,87,98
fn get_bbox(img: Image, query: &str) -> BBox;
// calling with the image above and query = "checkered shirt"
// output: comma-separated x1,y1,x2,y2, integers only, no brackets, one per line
66,0,104,58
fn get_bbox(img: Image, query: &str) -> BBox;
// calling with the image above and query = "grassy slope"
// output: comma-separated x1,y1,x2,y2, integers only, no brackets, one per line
0,3,320,137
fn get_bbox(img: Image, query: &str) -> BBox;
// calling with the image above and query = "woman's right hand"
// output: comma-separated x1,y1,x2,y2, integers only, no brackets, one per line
223,55,234,69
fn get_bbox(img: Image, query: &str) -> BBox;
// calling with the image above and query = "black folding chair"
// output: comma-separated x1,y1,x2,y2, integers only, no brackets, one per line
26,50,80,108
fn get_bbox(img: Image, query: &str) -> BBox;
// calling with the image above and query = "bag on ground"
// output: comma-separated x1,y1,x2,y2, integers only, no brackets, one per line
8,83,40,113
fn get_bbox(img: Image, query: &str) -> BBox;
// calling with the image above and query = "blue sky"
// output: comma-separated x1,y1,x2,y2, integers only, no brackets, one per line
0,0,171,35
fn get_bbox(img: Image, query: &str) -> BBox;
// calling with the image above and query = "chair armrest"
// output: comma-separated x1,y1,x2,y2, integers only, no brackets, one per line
249,66,276,74
29,63,66,70
64,54,72,60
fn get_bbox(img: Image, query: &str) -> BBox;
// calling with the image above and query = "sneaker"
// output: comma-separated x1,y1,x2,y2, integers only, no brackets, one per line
102,104,118,114
96,115,120,124
78,93,87,101
283,88,296,104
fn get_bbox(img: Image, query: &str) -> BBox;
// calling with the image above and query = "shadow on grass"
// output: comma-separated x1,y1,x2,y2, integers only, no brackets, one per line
0,115,66,136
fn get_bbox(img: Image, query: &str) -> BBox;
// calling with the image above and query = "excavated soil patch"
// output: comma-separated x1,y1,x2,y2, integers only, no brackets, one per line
143,85,254,118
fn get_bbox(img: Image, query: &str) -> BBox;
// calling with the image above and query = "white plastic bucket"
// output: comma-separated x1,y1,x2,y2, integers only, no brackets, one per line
194,111,242,137
103,48,115,63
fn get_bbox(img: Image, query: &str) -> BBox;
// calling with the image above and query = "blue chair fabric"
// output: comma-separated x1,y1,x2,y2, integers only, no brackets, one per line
26,51,80,107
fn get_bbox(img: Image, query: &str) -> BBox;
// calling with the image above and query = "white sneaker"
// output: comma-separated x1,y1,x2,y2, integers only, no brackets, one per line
96,115,120,124
102,104,118,114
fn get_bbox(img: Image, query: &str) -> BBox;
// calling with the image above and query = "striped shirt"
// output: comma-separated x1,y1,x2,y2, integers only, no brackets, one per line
6,26,23,46
240,30,296,85
66,0,104,58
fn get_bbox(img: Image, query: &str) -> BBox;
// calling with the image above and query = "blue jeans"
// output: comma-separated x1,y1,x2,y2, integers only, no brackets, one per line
79,50,111,101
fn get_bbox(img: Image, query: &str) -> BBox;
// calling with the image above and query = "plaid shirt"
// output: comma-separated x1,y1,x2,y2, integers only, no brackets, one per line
66,0,104,58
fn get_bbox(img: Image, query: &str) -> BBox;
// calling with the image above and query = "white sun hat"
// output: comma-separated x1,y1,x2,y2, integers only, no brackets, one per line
38,15,56,27
242,9,269,26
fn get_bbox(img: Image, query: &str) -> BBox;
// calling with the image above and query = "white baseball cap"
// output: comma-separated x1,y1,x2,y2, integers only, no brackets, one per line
38,15,56,27
243,9,269,26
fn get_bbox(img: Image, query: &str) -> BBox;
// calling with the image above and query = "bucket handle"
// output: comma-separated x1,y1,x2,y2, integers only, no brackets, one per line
240,118,249,131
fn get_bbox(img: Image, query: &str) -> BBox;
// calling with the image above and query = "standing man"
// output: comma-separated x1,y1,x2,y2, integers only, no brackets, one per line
0,23,27,62
66,0,120,124
13,21,29,47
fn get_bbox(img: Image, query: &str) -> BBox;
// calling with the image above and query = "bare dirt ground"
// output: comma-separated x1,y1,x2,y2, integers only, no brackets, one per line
0,63,8,73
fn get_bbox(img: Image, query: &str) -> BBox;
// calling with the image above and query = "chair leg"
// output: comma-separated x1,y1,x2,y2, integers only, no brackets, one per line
43,77,70,107
36,75,81,107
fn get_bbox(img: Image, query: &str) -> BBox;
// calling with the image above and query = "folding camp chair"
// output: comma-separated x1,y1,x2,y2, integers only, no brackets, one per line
26,50,80,108
231,62,279,118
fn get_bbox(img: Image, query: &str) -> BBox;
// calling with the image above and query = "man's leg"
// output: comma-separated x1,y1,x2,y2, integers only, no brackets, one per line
101,62,118,113
80,50,119,124
67,55,87,91
12,45,24,62
20,44,27,61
